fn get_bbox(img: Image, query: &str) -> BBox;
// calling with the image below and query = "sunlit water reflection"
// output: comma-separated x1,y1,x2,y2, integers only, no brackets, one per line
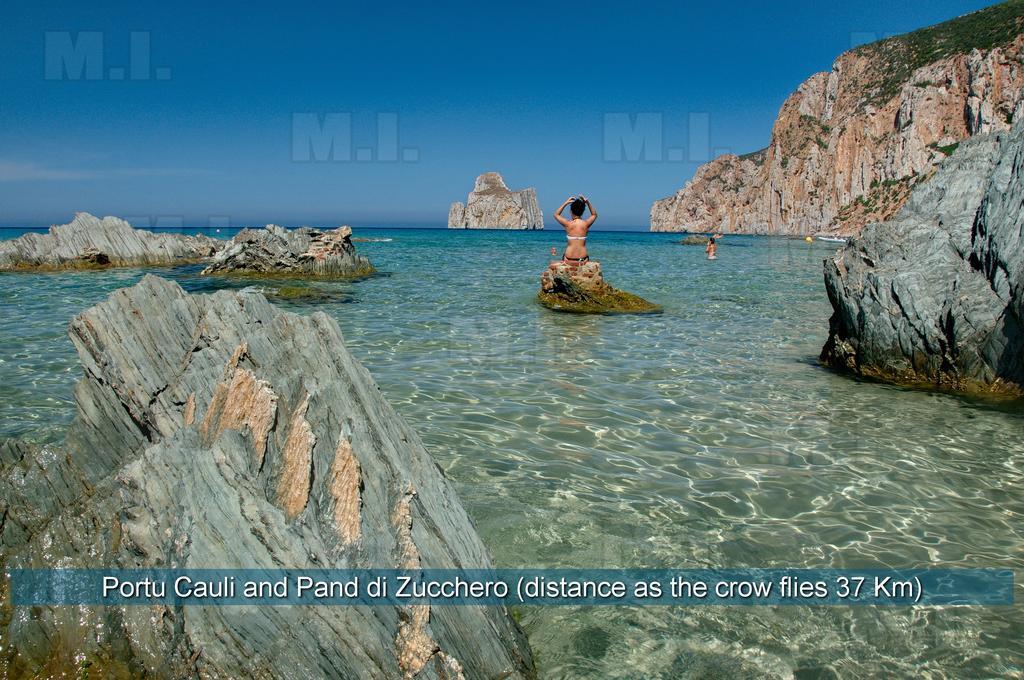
1,227,1021,678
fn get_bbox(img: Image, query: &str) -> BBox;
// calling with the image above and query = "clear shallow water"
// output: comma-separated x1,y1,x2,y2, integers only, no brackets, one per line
1,227,1022,678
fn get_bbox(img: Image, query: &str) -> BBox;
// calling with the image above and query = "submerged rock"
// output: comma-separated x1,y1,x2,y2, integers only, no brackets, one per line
0,276,533,679
202,224,375,279
821,119,1024,395
538,261,660,314
448,172,543,229
260,284,354,305
0,212,221,271
679,234,711,245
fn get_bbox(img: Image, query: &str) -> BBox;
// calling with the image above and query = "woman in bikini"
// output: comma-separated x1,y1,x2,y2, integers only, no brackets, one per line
553,195,597,264
705,235,718,260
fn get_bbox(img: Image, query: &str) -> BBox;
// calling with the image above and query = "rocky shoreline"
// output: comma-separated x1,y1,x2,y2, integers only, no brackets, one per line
0,215,378,281
202,224,376,279
0,276,534,678
0,213,221,270
821,118,1024,396
651,5,1024,236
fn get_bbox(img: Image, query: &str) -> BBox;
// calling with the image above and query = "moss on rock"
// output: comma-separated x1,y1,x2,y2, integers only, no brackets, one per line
538,261,660,314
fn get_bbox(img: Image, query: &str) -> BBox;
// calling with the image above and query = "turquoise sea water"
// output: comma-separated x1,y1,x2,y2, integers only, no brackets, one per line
1,227,1022,678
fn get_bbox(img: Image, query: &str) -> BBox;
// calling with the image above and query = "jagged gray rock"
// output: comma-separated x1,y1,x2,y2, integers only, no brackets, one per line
201,224,375,278
448,172,543,229
0,276,533,679
821,118,1024,395
0,212,221,270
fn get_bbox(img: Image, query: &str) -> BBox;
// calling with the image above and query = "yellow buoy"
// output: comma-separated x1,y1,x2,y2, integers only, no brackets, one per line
805,236,813,243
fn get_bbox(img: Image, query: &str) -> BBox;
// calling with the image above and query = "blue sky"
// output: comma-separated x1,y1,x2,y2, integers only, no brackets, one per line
0,0,999,229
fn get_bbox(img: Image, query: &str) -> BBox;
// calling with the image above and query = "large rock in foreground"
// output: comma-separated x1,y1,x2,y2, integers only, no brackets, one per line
0,276,533,679
538,261,660,314
821,119,1024,395
448,172,543,229
202,224,375,278
0,212,221,270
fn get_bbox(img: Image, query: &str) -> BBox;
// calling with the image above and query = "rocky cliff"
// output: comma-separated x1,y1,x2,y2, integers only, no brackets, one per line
0,276,533,679
821,117,1024,395
0,212,221,270
651,2,1024,235
448,172,543,229
202,224,375,278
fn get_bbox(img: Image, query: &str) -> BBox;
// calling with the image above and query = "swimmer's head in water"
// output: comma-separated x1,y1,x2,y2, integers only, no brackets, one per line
709,236,716,243
570,198,586,217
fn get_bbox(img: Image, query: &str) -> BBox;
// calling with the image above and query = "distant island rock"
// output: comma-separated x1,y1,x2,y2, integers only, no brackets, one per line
821,117,1024,396
202,224,375,279
0,276,535,678
539,261,659,314
0,212,221,270
448,172,543,229
651,3,1024,236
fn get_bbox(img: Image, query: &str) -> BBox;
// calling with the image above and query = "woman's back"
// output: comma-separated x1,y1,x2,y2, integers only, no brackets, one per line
564,217,590,258
555,196,597,262
706,237,717,259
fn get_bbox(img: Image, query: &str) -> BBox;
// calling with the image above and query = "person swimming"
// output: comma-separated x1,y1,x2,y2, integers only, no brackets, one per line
705,236,718,260
554,194,597,264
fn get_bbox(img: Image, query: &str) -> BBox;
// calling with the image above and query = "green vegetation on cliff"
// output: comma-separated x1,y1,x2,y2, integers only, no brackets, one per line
856,0,1024,103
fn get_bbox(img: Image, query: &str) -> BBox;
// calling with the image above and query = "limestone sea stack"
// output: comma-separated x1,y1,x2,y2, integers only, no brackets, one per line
821,118,1024,396
650,4,1024,235
448,172,543,229
0,276,533,678
539,261,659,314
0,212,221,270
202,224,375,278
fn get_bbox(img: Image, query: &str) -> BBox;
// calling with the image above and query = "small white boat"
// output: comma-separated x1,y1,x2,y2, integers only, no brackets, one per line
816,236,847,243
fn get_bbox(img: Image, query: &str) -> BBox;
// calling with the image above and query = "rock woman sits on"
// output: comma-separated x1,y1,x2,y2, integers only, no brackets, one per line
553,195,597,265
540,194,659,314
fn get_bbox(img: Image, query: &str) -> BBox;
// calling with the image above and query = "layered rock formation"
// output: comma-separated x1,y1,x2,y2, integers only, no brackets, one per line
821,118,1024,395
202,225,375,278
539,261,659,314
651,3,1024,235
0,212,221,270
448,172,543,229
0,276,533,678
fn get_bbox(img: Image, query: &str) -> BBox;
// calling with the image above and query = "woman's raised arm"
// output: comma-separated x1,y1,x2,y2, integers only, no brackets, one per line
553,196,575,227
581,196,598,227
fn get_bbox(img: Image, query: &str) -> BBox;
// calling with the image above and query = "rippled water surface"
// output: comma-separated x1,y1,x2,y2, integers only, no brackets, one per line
2,227,1022,678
